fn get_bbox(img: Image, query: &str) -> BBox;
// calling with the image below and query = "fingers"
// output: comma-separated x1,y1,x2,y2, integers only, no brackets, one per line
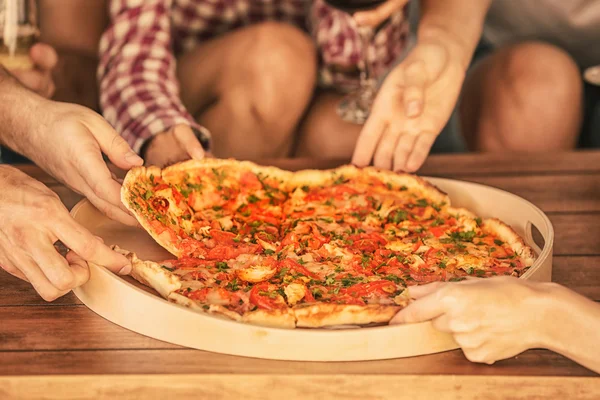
84,117,143,169
173,125,205,160
351,111,387,167
10,250,69,302
407,282,446,299
0,256,28,282
353,0,409,28
392,132,417,172
66,251,91,284
52,217,131,275
29,43,58,72
390,292,447,325
405,131,436,172
73,148,138,225
373,126,400,170
28,236,80,291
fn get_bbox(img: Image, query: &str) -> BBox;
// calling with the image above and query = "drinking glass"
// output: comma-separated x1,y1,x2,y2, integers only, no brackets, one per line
0,0,39,70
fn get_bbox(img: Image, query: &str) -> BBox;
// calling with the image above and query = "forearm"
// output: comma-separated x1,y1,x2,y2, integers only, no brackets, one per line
541,284,600,374
0,68,45,153
418,0,491,69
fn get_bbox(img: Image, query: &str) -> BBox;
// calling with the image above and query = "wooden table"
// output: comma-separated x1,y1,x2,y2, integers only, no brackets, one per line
2,152,600,399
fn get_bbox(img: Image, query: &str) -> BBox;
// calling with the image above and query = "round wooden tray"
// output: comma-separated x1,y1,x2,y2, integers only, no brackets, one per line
71,177,554,362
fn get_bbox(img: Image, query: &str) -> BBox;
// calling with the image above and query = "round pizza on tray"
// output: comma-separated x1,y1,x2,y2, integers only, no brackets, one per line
114,159,535,329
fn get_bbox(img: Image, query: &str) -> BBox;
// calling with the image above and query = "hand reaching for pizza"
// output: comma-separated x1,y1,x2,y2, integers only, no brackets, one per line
390,276,555,364
6,100,143,226
143,124,207,167
353,0,410,28
0,166,132,301
352,37,466,172
10,43,57,99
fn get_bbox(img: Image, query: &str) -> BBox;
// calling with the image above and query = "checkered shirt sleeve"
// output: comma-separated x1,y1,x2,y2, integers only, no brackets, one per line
97,0,211,154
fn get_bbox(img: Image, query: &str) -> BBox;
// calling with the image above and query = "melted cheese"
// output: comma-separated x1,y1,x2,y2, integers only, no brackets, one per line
155,188,186,216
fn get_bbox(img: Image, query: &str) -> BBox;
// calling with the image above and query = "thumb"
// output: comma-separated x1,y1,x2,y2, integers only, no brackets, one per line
87,116,143,169
407,282,446,299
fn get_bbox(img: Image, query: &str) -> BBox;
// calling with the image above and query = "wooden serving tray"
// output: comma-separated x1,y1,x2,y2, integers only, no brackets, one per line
71,177,553,362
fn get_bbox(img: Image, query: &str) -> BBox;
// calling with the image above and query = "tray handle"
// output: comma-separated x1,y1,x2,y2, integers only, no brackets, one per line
525,220,545,256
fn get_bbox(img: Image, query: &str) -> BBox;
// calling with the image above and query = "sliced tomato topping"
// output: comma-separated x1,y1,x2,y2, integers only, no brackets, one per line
171,188,185,205
279,258,319,279
340,280,396,297
303,288,316,302
210,230,236,244
154,183,170,191
280,232,300,249
187,288,210,301
206,243,261,260
240,171,262,190
249,283,280,310
429,226,446,238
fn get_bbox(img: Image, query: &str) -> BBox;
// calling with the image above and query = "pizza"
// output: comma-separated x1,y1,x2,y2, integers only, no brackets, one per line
114,159,536,329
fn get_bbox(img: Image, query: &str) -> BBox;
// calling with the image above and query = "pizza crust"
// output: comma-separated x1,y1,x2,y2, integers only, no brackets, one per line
293,304,402,328
482,218,536,267
121,167,184,258
112,246,181,298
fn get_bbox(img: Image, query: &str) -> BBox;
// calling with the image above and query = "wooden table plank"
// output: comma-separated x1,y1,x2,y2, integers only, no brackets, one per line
0,306,178,351
550,214,600,255
259,151,600,176
0,348,595,377
15,151,600,186
1,374,598,400
450,174,600,213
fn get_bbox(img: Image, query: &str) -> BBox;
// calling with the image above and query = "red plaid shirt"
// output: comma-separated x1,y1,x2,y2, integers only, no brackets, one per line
98,0,410,152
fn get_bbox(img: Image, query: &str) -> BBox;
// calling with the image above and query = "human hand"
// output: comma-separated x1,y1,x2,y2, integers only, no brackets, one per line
0,166,131,301
353,0,410,29
352,38,466,172
10,43,57,98
143,124,207,167
8,101,143,226
391,277,556,364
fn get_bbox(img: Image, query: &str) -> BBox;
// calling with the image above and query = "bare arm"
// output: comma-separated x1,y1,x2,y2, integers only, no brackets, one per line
418,0,492,69
352,0,492,172
542,284,600,373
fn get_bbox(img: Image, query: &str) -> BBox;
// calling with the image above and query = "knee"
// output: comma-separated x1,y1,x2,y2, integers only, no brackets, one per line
241,22,317,120
482,41,582,149
498,41,581,111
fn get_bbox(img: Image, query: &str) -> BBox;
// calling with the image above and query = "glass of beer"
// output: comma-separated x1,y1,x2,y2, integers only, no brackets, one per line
0,0,39,70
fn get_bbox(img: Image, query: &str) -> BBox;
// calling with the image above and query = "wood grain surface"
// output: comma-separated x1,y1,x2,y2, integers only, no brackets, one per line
2,153,600,398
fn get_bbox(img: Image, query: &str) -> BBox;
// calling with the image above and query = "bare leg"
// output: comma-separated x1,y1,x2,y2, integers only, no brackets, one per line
177,22,317,159
295,91,362,159
460,41,582,152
